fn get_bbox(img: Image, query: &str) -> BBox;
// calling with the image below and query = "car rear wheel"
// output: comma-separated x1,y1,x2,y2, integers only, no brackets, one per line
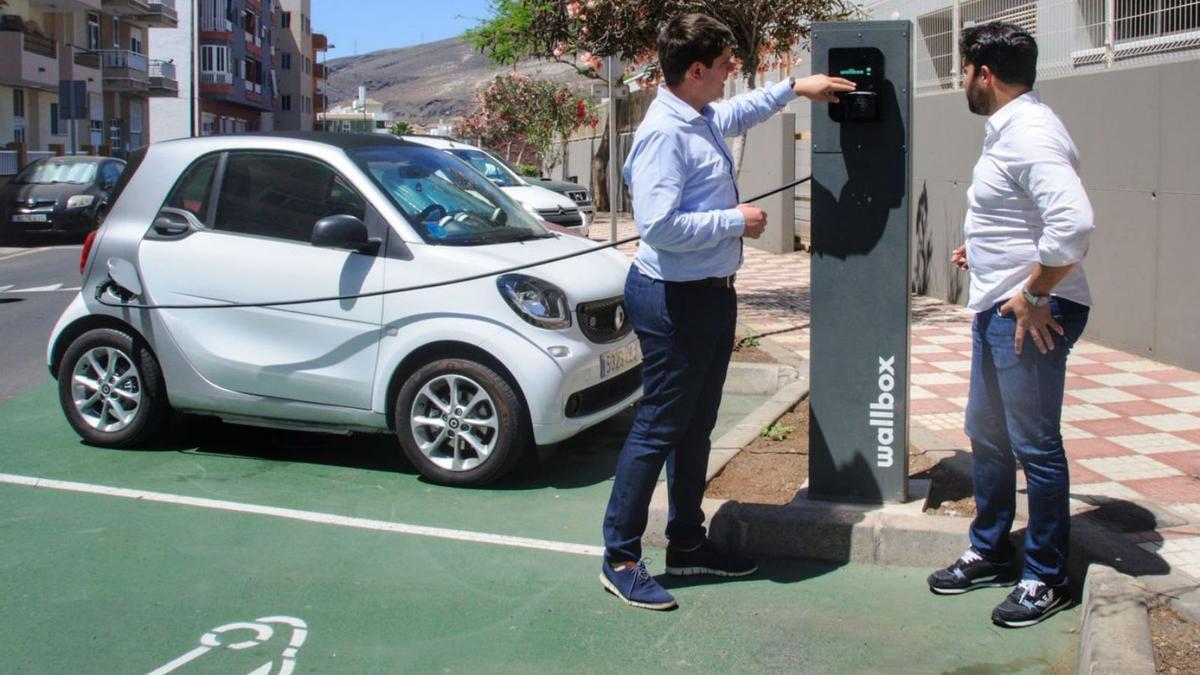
395,358,527,486
58,327,170,447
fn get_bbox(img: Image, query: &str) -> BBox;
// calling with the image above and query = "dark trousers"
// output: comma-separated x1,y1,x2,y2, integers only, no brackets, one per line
966,297,1089,584
602,267,737,564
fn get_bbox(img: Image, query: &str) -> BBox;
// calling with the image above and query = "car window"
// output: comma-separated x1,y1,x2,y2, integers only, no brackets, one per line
15,160,99,185
447,149,522,188
352,145,552,246
101,162,123,187
163,154,220,225
214,152,366,243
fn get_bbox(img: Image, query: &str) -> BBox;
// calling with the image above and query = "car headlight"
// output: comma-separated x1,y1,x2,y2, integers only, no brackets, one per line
67,195,95,209
496,274,572,329
519,201,540,215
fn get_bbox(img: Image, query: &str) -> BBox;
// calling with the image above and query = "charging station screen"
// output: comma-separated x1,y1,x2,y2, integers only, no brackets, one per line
829,47,885,123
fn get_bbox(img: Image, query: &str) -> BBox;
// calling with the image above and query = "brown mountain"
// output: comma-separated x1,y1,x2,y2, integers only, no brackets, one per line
323,36,589,126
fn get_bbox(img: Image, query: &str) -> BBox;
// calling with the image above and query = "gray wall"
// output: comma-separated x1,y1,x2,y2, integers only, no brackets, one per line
912,61,1200,370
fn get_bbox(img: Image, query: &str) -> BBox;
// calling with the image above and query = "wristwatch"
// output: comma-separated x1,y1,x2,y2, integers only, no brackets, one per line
1022,287,1049,307
788,75,797,90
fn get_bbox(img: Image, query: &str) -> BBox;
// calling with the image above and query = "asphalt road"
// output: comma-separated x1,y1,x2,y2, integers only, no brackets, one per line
0,245,83,403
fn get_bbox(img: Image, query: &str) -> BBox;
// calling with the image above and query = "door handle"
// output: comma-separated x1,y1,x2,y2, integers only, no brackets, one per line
152,213,190,236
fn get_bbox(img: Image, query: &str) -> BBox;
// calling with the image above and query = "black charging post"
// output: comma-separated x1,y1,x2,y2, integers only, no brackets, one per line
808,22,913,503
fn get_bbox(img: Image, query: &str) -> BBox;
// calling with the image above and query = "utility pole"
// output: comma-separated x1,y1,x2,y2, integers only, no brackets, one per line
606,54,618,243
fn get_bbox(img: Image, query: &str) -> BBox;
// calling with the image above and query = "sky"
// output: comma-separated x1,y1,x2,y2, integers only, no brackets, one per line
311,0,495,59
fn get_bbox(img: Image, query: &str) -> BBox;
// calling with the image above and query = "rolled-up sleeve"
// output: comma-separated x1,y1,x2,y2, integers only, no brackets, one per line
1009,131,1094,267
710,80,797,138
625,131,745,252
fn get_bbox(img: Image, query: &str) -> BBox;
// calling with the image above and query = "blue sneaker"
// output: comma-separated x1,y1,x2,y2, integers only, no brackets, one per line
599,560,677,610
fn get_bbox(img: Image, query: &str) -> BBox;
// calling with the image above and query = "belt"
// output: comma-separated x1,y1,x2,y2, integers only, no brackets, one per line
666,274,736,289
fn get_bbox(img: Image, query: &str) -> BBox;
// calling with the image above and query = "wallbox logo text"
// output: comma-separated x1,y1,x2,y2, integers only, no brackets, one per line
870,356,896,468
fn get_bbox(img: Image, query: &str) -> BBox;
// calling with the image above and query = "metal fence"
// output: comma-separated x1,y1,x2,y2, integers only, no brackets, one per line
866,0,1200,94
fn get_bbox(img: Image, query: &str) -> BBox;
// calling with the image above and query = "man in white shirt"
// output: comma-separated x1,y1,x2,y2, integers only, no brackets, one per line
925,22,1094,629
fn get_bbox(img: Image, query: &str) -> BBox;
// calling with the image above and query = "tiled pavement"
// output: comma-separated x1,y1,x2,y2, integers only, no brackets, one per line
592,213,1200,579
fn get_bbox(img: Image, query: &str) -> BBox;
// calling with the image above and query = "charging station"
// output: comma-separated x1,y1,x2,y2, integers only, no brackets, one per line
809,21,913,503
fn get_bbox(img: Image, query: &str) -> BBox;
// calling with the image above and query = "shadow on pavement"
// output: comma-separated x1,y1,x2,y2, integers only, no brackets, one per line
657,556,842,590
114,407,633,491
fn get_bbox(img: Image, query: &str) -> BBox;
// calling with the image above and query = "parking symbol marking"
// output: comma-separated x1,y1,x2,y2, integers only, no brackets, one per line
147,616,307,675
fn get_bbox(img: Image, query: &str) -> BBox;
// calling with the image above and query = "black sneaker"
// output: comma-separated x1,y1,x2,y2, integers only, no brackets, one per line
991,579,1071,628
927,547,1019,595
665,539,758,577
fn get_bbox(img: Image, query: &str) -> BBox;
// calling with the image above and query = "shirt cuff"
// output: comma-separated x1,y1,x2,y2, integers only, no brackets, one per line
1038,240,1087,268
723,208,746,237
768,79,799,107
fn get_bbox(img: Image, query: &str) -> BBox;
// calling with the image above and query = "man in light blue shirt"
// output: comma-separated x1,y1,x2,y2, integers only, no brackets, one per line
599,12,854,611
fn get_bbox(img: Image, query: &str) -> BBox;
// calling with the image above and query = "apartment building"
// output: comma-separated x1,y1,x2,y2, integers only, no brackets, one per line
1,0,178,163
274,0,311,131
193,0,276,135
311,29,327,127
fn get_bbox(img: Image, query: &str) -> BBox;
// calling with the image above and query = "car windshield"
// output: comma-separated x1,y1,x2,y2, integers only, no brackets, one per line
352,145,553,246
447,148,524,188
15,160,99,185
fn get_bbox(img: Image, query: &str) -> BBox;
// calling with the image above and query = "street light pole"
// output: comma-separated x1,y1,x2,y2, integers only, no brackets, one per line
606,54,618,243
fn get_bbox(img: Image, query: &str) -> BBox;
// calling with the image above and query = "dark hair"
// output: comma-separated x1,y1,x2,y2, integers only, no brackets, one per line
657,14,735,87
960,22,1038,87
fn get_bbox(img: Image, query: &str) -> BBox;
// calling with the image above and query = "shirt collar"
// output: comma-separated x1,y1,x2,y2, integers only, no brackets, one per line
655,85,709,124
985,90,1039,138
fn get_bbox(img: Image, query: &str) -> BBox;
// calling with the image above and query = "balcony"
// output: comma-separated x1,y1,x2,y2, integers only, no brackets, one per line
200,70,233,85
0,30,60,89
312,33,328,51
101,0,179,28
313,62,326,79
98,49,150,94
149,59,178,97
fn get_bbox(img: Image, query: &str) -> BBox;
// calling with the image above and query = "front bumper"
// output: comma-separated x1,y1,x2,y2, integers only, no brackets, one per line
5,208,95,236
479,327,642,446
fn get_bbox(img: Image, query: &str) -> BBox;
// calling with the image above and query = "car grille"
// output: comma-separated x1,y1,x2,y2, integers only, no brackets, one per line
577,296,633,344
565,366,641,418
11,199,56,211
536,207,583,228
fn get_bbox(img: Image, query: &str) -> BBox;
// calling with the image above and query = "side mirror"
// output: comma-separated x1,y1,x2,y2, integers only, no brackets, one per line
312,214,379,254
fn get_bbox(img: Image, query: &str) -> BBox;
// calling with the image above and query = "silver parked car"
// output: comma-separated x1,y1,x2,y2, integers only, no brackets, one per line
47,133,642,486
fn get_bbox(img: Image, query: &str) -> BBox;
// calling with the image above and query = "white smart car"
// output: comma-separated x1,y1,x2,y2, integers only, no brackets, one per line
47,133,641,485
402,135,590,237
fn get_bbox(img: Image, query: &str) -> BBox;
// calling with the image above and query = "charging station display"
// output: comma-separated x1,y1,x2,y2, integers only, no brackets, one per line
829,48,884,123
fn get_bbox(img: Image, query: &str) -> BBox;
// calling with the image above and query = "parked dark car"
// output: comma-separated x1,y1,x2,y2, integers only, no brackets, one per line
0,156,125,245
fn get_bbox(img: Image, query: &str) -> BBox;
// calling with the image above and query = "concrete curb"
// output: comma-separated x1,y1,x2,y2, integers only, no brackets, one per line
1078,564,1156,675
645,361,973,566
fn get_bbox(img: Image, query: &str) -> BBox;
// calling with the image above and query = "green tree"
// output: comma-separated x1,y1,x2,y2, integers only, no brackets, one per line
389,120,413,135
454,74,598,174
467,1,853,207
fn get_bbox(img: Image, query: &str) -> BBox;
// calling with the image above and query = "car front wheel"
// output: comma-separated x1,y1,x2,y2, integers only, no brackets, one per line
395,358,527,486
58,327,170,447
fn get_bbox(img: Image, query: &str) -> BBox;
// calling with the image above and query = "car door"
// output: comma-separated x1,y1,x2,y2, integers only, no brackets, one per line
136,150,385,409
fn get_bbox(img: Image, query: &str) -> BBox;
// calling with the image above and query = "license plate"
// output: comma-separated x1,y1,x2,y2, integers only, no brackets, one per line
12,214,47,222
600,341,641,379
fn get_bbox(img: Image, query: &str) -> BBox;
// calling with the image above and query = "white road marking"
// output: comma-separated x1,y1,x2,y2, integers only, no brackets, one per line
148,616,307,675
0,284,11,292
0,248,51,262
0,283,81,293
0,473,605,557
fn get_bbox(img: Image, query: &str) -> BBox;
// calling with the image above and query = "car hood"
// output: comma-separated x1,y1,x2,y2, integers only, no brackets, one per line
533,179,588,195
417,234,630,301
1,182,90,205
500,185,578,211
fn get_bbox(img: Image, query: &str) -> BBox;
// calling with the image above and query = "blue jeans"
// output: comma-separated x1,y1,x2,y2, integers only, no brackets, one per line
966,296,1089,585
602,268,737,564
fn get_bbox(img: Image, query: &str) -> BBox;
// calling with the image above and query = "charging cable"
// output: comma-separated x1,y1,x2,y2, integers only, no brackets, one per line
96,176,811,310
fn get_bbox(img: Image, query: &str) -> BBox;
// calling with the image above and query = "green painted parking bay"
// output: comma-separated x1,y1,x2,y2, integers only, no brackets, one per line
0,383,1077,672
2,486,1076,673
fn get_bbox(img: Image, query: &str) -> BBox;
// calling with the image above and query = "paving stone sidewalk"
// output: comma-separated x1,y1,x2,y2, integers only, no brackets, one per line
592,212,1200,579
